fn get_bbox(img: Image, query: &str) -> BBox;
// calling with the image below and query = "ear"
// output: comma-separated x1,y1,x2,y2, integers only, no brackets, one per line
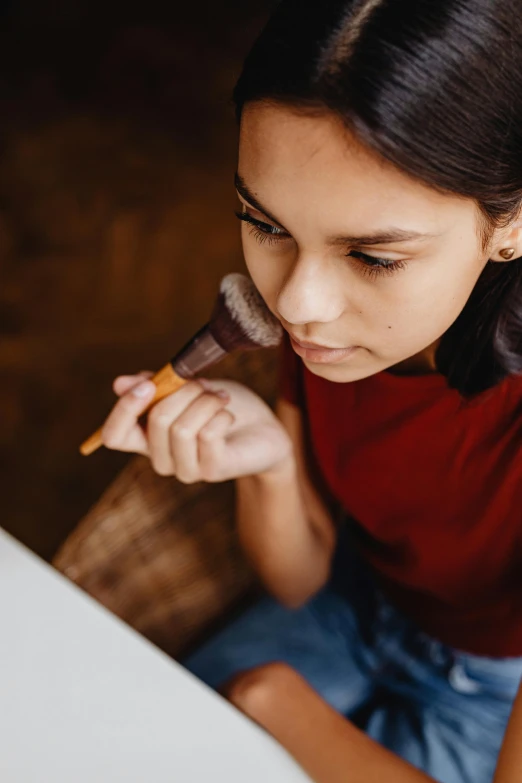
489,210,522,263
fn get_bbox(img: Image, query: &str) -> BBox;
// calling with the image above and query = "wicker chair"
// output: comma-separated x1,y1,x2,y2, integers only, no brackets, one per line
52,347,280,660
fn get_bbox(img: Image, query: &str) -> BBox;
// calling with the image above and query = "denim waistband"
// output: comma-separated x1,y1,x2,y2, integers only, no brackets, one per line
330,527,522,697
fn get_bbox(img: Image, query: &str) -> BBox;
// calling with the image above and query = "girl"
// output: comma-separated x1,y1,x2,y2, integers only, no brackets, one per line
101,1,522,781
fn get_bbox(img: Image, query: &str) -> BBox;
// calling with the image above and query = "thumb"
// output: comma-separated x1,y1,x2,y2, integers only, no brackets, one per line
113,371,155,397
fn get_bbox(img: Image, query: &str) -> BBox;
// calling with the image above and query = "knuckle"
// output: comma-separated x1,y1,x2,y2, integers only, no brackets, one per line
198,426,217,443
225,410,236,426
199,410,233,440
148,406,171,429
171,423,193,440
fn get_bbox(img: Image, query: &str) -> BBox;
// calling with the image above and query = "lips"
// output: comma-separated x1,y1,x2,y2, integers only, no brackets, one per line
288,333,345,351
288,334,360,364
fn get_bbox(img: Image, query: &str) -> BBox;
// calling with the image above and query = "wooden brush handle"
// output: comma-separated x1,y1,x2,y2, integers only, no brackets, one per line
79,363,188,456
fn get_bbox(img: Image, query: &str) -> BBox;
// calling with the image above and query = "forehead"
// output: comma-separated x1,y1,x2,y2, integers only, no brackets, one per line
238,102,474,234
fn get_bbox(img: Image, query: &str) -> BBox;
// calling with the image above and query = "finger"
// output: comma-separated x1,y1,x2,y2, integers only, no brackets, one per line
160,392,230,482
145,381,212,477
100,380,156,455
113,371,155,397
198,409,236,481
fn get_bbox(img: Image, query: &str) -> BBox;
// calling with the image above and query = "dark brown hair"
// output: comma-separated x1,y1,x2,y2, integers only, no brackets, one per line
233,0,522,395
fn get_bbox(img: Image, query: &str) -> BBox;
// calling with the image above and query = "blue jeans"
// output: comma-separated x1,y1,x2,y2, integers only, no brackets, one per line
183,541,522,783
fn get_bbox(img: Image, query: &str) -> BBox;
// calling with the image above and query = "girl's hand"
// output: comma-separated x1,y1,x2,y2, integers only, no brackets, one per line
100,372,293,483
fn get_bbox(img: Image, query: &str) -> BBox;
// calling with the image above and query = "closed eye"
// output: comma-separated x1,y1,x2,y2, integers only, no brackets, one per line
235,211,287,241
235,211,408,279
347,250,407,279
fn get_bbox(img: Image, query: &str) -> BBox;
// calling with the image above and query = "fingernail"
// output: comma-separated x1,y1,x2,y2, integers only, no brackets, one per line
132,381,154,398
215,390,230,401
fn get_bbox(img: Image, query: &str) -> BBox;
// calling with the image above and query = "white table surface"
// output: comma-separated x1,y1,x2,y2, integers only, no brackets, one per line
0,527,311,782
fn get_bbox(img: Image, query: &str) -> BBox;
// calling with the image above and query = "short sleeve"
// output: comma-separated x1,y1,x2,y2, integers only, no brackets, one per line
277,331,303,407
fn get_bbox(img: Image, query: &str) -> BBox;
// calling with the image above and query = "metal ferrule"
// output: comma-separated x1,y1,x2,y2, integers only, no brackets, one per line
171,324,227,378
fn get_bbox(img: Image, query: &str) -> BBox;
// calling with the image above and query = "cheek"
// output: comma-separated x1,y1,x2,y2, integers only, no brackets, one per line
369,255,485,350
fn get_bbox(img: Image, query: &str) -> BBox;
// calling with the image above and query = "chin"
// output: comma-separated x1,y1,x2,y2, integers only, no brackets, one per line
302,353,385,384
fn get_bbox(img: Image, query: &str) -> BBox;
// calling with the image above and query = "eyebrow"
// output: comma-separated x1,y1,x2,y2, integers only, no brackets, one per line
235,172,440,247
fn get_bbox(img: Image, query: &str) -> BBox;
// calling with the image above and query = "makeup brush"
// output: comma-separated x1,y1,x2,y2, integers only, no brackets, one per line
79,273,282,456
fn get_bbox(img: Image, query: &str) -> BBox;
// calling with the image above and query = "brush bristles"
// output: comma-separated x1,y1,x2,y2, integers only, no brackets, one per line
210,273,283,352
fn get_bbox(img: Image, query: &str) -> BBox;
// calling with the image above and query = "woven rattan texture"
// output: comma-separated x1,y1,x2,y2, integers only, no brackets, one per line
53,346,279,658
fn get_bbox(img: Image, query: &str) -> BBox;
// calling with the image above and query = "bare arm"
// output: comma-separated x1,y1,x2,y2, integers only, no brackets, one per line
235,397,337,608
494,682,522,783
226,655,522,783
227,663,435,783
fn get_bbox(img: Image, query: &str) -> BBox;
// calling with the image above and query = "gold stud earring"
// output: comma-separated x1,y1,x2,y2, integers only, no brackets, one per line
499,248,516,260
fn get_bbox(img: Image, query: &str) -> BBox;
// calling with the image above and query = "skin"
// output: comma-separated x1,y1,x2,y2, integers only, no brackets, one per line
222,100,522,779
494,684,522,783
224,663,435,783
237,101,522,381
222,664,522,783
104,99,522,474
102,99,522,782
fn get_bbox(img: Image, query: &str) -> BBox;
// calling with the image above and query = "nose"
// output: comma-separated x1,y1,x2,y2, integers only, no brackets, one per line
276,253,345,326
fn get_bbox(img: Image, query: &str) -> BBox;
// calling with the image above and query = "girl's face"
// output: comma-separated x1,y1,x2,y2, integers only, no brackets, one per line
237,102,496,382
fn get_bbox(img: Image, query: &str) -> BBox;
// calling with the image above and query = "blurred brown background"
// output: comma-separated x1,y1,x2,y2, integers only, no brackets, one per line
0,0,272,561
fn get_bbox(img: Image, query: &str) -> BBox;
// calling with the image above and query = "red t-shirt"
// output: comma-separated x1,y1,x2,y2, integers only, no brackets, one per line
278,331,522,656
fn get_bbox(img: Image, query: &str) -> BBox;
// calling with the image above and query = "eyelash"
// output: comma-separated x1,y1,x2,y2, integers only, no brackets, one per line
234,211,407,279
